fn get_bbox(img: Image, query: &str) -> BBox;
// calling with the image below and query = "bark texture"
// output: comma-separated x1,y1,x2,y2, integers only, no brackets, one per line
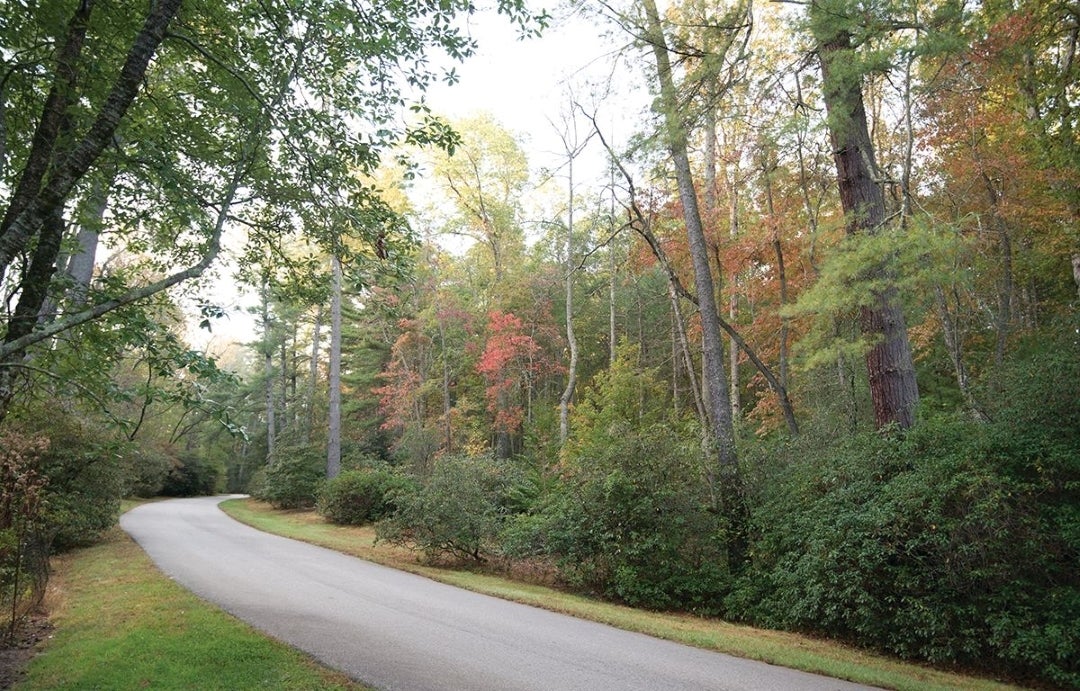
326,255,343,479
813,14,920,430
641,0,745,560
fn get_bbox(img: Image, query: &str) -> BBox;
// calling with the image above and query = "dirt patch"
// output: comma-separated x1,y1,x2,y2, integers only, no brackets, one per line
0,613,53,689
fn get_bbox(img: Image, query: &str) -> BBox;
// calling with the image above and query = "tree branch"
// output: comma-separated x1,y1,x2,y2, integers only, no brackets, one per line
581,105,799,435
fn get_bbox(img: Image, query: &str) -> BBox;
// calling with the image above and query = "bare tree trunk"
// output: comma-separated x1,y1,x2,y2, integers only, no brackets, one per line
671,310,679,414
641,0,744,557
304,304,322,444
774,237,790,391
326,254,342,479
437,310,452,454
934,285,987,420
705,108,743,421
609,242,617,367
761,161,790,392
559,145,578,447
65,174,112,306
262,279,276,460
727,180,741,420
65,227,99,300
814,20,919,430
669,283,708,427
609,170,618,368
279,338,289,434
981,173,1013,369
794,76,823,274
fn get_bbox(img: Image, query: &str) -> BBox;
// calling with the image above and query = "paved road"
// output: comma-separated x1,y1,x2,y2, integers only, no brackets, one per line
121,496,873,691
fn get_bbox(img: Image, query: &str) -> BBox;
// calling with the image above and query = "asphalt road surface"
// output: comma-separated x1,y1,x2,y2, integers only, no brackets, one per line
121,496,875,691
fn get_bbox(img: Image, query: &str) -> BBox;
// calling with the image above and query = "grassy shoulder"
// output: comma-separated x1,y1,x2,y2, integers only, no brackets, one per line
17,524,369,691
221,498,1023,691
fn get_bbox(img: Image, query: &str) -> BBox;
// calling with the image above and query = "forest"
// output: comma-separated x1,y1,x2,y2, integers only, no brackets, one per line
0,0,1078,686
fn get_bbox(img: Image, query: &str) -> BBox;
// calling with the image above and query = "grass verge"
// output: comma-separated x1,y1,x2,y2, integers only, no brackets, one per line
17,525,369,691
221,498,1023,691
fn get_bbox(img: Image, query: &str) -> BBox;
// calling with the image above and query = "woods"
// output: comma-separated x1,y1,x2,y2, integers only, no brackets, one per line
1,0,1078,686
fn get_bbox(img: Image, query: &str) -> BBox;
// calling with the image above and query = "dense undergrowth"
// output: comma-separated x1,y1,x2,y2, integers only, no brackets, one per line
0,403,221,642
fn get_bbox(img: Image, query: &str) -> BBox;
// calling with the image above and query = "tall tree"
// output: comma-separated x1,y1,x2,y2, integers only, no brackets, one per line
432,114,530,292
553,104,592,446
639,0,747,558
809,0,920,429
326,254,343,479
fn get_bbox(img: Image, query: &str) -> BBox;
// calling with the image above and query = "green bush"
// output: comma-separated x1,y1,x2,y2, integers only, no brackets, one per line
509,422,729,613
3,409,128,551
376,454,519,561
316,468,416,525
38,423,125,551
121,446,172,498
249,445,324,509
160,452,221,497
729,409,1080,687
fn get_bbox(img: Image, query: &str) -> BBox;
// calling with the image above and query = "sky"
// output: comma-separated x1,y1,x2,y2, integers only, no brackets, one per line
191,3,647,356
424,3,645,184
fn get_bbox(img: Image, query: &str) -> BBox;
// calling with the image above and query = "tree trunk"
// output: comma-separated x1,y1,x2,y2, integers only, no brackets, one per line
814,18,919,430
761,162,791,392
0,0,94,245
727,180,741,420
326,254,342,479
438,315,452,454
641,0,744,558
669,283,708,427
65,179,110,306
280,338,290,433
609,241,617,368
304,304,322,444
981,173,1013,369
609,172,618,368
559,153,578,447
262,280,276,460
934,285,988,421
671,310,679,414
0,0,182,277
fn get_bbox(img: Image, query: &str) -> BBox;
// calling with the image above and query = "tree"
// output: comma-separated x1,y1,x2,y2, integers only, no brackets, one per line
808,0,920,429
327,254,343,479
638,0,746,555
431,114,530,290
0,0,546,425
476,310,562,459
552,102,593,446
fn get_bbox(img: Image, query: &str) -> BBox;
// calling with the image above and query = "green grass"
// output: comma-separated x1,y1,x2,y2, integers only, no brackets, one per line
221,498,1026,691
18,526,370,690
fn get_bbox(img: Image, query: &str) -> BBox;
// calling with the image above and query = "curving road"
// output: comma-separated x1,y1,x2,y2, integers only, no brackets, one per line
121,496,873,691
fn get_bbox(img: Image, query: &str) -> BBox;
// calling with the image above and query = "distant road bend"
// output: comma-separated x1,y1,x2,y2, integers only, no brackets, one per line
121,496,874,691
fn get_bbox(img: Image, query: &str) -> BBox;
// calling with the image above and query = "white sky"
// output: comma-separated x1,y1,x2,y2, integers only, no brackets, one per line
424,4,645,184
191,4,648,355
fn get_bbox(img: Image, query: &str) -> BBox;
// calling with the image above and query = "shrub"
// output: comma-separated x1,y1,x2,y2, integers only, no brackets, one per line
511,423,729,613
317,469,416,525
249,445,324,509
0,431,51,628
160,452,221,497
38,423,125,550
4,408,126,551
376,454,519,561
729,410,1080,687
121,446,171,498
